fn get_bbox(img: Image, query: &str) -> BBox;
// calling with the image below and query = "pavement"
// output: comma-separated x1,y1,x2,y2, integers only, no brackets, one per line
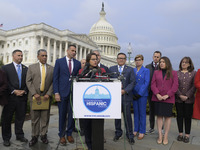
0,105,200,150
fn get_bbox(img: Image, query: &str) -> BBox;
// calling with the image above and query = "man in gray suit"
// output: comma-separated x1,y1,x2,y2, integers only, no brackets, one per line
26,49,54,146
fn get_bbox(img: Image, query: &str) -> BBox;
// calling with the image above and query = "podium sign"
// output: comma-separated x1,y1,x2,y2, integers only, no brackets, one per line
73,81,121,119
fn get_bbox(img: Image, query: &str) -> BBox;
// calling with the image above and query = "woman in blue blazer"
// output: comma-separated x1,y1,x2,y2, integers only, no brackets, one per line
133,55,150,140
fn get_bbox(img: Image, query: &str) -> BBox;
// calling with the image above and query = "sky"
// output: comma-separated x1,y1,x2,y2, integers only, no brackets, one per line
0,0,200,70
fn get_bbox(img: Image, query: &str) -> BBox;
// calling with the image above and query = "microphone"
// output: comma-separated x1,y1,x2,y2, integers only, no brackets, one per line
118,72,125,81
90,68,98,80
79,63,90,77
97,68,102,76
102,72,117,77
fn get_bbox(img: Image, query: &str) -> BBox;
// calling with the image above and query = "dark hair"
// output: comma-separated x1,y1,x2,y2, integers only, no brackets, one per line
159,56,172,79
179,57,194,72
12,49,22,56
86,53,98,64
68,44,76,50
154,51,162,57
37,49,47,56
117,52,127,59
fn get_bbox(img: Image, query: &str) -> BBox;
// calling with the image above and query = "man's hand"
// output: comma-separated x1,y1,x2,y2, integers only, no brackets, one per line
156,94,163,101
55,93,61,102
14,90,25,96
34,94,41,101
43,95,49,101
121,90,126,95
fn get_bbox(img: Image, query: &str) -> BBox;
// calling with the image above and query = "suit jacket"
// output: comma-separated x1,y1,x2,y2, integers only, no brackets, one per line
2,62,28,101
151,70,178,104
100,63,109,73
53,57,81,98
145,62,157,91
109,65,135,102
176,70,196,104
26,63,54,100
0,69,8,105
193,69,200,119
133,66,150,97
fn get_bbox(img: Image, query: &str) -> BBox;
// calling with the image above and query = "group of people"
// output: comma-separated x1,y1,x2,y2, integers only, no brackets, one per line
0,46,200,150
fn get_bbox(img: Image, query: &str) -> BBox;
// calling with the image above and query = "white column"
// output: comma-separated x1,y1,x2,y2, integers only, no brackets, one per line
53,40,57,64
83,47,86,59
59,41,62,58
47,38,50,63
65,41,68,56
79,46,82,60
76,44,79,60
40,36,44,49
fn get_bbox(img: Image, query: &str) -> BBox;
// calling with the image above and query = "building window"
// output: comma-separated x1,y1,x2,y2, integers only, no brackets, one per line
19,41,22,46
38,41,41,45
7,56,9,63
25,40,28,45
51,55,53,62
7,44,9,48
1,45,4,48
13,43,15,47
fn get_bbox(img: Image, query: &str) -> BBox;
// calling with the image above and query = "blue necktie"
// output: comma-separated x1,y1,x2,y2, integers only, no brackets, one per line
17,64,21,88
119,66,122,75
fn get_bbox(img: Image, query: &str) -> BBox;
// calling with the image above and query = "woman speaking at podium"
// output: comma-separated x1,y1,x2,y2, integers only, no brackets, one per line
78,52,105,150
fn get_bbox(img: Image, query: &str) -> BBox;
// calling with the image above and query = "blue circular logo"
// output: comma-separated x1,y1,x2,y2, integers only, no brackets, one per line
83,84,111,113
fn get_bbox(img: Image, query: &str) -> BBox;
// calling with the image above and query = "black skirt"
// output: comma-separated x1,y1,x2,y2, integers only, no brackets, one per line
154,101,173,117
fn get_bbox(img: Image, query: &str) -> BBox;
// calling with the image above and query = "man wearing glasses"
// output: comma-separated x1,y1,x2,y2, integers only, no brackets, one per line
109,53,135,145
145,51,162,134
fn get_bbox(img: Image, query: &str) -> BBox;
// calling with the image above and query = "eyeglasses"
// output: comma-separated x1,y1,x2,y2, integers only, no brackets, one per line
117,58,126,60
90,59,97,61
135,59,142,62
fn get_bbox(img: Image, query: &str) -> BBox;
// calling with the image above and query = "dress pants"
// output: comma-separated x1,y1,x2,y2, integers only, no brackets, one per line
84,119,92,149
115,98,133,139
57,96,74,137
67,100,75,136
175,102,193,134
2,96,27,140
148,92,155,129
133,96,147,134
30,102,51,137
0,105,4,120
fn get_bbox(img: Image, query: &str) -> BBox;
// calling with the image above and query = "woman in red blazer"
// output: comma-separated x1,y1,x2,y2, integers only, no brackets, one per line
151,56,178,145
193,69,200,120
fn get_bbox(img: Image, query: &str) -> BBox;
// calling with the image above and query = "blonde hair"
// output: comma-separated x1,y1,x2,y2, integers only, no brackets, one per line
134,54,144,61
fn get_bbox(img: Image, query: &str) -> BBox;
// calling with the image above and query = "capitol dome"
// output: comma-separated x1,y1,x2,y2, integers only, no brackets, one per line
89,3,120,58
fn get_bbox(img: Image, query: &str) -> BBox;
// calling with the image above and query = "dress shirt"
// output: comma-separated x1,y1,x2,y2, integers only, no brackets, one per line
66,56,74,74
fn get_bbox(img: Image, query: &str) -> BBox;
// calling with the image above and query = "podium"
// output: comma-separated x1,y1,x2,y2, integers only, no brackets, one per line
73,79,121,150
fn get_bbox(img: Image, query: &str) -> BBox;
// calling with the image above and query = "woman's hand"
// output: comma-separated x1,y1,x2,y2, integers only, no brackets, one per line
156,94,163,101
162,95,169,100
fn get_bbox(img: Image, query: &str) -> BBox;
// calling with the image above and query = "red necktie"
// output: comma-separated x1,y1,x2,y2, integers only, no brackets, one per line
69,60,71,75
155,63,157,70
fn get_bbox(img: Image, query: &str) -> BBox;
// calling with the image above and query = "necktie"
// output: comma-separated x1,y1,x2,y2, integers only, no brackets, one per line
17,64,21,88
119,66,122,75
40,64,45,91
155,63,157,70
69,59,72,75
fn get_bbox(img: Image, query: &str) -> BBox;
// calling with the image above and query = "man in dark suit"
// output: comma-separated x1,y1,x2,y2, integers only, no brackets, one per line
1,49,28,147
145,51,162,133
26,49,54,146
109,53,135,145
53,44,81,146
93,50,109,73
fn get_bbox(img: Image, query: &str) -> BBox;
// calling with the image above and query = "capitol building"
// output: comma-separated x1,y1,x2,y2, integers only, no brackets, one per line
0,3,120,67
